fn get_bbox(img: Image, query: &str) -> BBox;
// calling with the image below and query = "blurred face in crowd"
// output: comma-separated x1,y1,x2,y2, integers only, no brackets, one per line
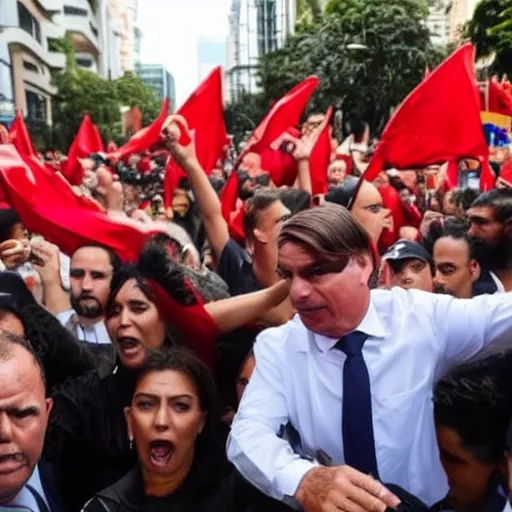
433,236,479,298
443,191,457,216
125,370,206,484
0,310,24,337
0,344,52,504
399,188,411,205
388,258,433,293
172,191,191,219
124,184,139,203
107,279,166,370
70,247,114,322
278,243,373,338
211,168,224,180
251,201,291,256
327,161,346,187
302,114,325,136
351,181,392,244
467,206,512,272
437,425,499,512
236,353,255,403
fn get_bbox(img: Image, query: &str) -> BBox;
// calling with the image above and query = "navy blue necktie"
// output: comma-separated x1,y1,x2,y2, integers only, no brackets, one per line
335,331,379,477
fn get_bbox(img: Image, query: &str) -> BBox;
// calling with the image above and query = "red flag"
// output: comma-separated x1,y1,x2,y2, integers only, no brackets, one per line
62,114,105,185
309,107,333,195
364,44,488,188
8,110,37,158
488,78,512,117
244,76,319,156
164,68,227,207
0,145,160,260
220,170,239,222
108,98,169,163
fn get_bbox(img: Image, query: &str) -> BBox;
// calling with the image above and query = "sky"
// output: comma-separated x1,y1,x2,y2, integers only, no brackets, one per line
137,0,231,106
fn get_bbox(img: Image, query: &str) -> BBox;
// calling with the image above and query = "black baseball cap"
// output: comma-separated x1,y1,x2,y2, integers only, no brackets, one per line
383,240,434,268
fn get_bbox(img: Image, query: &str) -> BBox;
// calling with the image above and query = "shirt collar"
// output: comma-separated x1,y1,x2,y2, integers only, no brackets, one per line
312,298,389,353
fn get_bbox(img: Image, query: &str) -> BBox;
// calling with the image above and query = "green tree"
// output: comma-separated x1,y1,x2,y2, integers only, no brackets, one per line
259,0,446,134
464,0,512,76
114,72,160,125
48,37,160,151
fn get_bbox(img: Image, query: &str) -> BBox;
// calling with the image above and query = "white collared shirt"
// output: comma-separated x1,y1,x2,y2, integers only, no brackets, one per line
56,310,111,344
227,287,512,507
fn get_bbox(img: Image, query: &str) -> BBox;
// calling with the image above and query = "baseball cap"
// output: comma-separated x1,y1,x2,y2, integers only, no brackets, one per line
383,240,433,267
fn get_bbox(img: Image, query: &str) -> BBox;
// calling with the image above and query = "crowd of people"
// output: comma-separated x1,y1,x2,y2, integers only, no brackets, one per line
2,48,512,512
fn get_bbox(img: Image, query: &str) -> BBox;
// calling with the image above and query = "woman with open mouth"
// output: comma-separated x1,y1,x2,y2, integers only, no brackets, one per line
82,347,284,512
44,242,290,512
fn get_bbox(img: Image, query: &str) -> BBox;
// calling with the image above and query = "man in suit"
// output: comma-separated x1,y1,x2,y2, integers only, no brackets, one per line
0,330,57,512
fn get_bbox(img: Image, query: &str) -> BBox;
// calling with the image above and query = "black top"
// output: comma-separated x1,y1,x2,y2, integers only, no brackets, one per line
216,239,262,296
82,466,292,512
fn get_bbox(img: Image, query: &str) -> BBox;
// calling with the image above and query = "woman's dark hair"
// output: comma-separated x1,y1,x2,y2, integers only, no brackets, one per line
134,347,226,488
279,188,311,215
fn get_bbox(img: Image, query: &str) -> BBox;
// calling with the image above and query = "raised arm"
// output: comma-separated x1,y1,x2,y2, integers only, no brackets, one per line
162,115,230,264
205,280,290,333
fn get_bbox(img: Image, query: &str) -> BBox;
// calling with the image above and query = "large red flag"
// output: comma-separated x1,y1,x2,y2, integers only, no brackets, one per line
364,44,489,189
107,98,170,163
0,145,162,260
309,107,333,195
488,78,512,117
164,68,227,207
220,77,319,220
62,114,105,185
244,76,319,156
8,110,38,158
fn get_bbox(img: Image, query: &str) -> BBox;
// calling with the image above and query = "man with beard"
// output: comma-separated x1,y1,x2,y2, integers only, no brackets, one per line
32,240,120,344
467,189,512,292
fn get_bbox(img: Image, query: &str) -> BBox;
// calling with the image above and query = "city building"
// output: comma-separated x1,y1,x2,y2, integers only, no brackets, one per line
226,0,296,102
447,0,479,43
0,0,66,126
198,37,226,83
135,63,175,110
426,0,450,46
133,24,141,63
107,0,137,73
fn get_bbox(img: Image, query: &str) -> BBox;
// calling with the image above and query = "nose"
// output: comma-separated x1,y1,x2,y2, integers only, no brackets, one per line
82,273,93,291
400,269,414,285
119,307,132,328
289,276,312,305
154,404,170,431
467,223,478,238
0,412,13,442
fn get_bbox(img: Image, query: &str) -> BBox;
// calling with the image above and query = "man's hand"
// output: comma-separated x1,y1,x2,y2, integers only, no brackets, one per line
0,240,30,270
270,128,320,162
296,466,401,512
30,238,62,285
161,115,198,169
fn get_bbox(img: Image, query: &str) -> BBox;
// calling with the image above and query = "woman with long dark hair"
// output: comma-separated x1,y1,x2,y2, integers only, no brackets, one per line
44,243,289,511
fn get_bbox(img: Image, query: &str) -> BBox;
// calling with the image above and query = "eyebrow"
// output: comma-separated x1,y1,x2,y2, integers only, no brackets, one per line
133,392,194,401
0,406,40,415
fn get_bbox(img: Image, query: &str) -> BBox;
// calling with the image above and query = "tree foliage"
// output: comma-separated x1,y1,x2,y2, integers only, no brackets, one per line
258,0,446,134
48,37,159,151
464,0,512,77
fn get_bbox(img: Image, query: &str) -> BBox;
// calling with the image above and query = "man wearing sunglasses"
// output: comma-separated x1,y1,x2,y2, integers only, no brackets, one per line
229,203,512,512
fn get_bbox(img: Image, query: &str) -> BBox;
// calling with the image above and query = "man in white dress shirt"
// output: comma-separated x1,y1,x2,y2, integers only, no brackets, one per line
228,203,512,511
0,331,53,512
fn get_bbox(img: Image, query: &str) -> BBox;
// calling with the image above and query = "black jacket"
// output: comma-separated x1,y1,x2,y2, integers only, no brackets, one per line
82,466,292,512
44,366,138,512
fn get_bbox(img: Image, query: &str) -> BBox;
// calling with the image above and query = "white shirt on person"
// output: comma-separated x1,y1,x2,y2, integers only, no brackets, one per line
56,310,111,344
227,287,512,507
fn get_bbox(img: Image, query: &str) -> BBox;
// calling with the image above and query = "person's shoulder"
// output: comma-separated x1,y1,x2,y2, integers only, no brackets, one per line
55,309,74,325
254,315,306,355
371,286,445,315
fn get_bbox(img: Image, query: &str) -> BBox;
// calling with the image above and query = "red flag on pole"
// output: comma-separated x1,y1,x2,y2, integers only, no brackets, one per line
8,110,38,159
107,98,170,163
61,114,105,185
488,78,512,117
364,44,489,190
309,107,333,195
164,68,227,207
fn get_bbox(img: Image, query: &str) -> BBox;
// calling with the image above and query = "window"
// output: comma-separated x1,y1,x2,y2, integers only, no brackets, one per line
63,5,88,16
17,2,42,43
23,61,39,73
90,23,98,37
76,57,93,68
26,91,47,123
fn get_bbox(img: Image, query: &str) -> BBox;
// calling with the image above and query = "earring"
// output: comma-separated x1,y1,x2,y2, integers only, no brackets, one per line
129,437,133,450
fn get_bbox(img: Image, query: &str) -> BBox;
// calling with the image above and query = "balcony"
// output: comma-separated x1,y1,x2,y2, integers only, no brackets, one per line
3,27,66,69
38,0,64,14
63,0,100,50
